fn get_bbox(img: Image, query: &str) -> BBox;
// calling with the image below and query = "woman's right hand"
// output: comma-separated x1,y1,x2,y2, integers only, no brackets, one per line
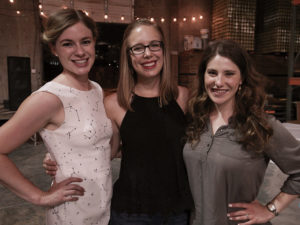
39,177,85,207
43,153,57,177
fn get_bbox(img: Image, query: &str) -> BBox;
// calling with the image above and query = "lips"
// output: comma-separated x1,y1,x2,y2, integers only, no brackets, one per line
72,58,89,67
211,88,228,96
141,61,156,70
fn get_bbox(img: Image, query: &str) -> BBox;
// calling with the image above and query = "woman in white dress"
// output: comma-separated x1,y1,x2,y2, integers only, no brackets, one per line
0,8,114,225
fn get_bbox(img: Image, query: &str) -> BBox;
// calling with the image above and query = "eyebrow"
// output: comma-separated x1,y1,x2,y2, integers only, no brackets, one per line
59,36,92,43
131,40,161,46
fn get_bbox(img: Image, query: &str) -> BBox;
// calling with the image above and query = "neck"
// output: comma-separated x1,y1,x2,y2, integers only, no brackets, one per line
210,102,234,133
213,104,234,123
56,72,90,91
134,77,160,97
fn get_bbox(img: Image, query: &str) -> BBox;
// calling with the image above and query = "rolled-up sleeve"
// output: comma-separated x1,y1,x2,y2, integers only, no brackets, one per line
265,117,300,195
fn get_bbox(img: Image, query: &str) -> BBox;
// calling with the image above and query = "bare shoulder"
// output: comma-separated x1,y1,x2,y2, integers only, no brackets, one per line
29,91,62,113
177,85,189,101
0,92,63,153
176,86,189,113
13,91,63,125
104,92,127,127
104,93,119,111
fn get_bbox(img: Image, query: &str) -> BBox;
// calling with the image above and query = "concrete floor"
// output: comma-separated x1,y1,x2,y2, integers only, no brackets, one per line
0,141,299,225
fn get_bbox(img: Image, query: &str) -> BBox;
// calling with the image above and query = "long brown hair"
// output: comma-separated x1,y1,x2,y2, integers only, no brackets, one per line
117,18,178,111
186,39,273,153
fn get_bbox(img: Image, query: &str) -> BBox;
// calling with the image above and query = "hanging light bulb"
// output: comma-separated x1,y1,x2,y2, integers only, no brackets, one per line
38,4,42,9
192,16,196,22
104,0,108,21
161,18,165,23
16,10,21,14
173,18,177,22
150,17,154,22
121,15,125,21
9,0,14,3
199,15,203,20
83,10,89,16
183,17,187,22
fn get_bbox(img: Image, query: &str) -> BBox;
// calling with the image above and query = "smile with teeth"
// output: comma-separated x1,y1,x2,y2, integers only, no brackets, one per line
72,59,88,65
142,61,156,69
211,88,228,95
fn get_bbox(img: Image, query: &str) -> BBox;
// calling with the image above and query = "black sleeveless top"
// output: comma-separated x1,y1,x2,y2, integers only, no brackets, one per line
111,94,194,215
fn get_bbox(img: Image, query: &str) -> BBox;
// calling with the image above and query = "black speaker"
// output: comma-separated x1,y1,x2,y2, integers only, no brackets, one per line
7,56,31,111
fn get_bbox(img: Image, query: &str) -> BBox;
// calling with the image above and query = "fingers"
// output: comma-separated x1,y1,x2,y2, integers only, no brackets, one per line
58,177,85,193
43,156,58,177
62,177,83,184
60,183,85,203
229,202,247,208
228,214,250,222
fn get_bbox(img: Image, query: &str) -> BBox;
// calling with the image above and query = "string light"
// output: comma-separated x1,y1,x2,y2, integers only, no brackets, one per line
16,10,20,14
36,1,204,23
9,0,14,3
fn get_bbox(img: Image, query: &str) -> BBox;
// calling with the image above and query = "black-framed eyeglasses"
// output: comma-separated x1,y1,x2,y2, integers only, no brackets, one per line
129,41,163,55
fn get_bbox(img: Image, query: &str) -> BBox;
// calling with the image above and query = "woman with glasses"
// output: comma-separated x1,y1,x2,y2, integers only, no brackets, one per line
104,18,194,224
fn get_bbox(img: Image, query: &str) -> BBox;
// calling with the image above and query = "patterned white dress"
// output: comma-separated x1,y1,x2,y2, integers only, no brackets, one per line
36,81,112,225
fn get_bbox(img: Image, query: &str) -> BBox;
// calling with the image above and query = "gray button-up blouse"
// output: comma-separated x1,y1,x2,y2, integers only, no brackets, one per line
183,117,300,225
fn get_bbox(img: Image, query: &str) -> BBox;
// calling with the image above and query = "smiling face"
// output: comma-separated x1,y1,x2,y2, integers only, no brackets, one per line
204,54,242,110
51,22,95,78
127,25,164,81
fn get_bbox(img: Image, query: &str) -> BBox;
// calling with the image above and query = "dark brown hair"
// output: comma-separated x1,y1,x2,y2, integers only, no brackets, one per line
186,39,273,153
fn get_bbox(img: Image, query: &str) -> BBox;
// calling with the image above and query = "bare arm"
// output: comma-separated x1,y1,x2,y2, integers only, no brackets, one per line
104,93,124,159
176,86,189,114
110,120,121,159
0,92,84,206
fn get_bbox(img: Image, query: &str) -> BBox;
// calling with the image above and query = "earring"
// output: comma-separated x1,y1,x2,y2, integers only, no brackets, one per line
238,85,242,92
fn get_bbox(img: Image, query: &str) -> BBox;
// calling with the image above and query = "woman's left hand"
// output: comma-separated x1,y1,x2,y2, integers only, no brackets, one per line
227,200,275,225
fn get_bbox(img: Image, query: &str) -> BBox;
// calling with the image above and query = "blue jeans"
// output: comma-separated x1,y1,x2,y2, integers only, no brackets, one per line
109,210,189,225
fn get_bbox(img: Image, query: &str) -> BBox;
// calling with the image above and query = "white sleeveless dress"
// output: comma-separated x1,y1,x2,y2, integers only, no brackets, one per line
36,81,112,225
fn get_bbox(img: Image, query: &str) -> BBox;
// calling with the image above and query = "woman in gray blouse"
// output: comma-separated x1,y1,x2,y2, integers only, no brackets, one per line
183,39,300,225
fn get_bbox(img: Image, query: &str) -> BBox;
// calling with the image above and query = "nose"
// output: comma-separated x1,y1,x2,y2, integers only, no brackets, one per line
215,75,223,86
143,46,152,57
75,44,85,56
